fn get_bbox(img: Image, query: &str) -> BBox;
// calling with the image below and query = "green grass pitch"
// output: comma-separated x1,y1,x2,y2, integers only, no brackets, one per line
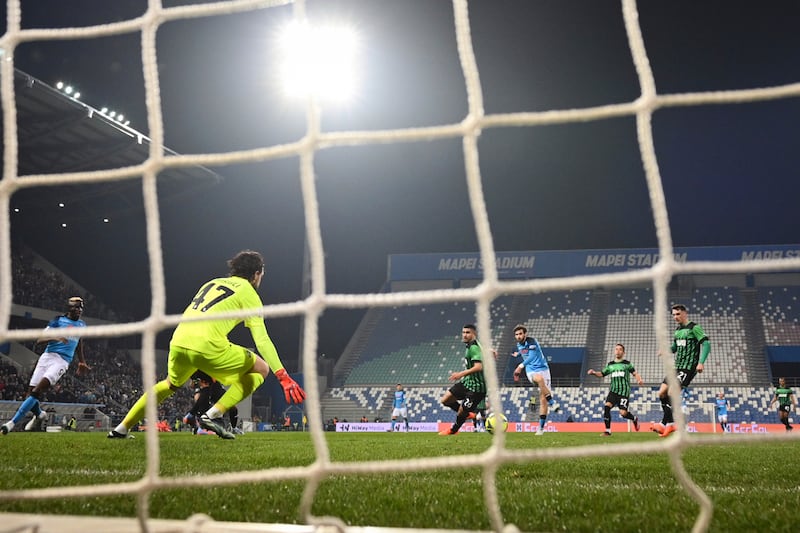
0,431,797,532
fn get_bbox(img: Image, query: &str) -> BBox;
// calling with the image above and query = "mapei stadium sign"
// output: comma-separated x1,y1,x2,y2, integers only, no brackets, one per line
388,245,800,281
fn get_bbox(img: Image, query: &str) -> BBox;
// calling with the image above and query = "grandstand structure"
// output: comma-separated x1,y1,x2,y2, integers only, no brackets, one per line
322,247,800,426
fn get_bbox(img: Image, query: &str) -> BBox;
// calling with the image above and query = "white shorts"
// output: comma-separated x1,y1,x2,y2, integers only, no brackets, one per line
526,368,552,392
30,352,70,387
718,414,728,423
392,407,408,418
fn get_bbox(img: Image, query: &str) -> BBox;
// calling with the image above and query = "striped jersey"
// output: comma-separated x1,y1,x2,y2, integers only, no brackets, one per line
461,339,486,393
774,386,794,407
672,321,708,369
600,359,637,397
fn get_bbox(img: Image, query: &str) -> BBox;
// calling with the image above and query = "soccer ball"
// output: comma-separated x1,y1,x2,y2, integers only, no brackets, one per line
485,412,508,434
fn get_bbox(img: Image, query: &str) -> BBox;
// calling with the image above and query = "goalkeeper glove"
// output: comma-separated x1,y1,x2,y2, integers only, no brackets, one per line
275,369,306,404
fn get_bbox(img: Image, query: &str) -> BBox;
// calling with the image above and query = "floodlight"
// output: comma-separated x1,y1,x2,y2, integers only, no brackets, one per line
276,21,359,102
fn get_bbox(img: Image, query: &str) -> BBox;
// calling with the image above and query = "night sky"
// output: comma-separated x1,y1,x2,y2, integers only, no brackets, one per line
4,1,799,370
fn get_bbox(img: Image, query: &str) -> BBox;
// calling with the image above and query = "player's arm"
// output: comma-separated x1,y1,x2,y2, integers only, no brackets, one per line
247,319,305,403
632,369,644,386
586,369,602,378
246,318,284,372
75,339,91,375
35,324,67,346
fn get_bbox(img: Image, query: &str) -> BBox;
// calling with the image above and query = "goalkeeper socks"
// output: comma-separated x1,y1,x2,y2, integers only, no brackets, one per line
120,379,175,430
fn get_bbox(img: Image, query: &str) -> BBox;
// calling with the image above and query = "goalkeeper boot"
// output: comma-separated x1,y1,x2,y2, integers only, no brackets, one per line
200,415,235,440
24,411,48,432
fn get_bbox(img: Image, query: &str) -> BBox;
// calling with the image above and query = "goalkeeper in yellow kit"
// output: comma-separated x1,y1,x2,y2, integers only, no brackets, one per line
108,250,305,439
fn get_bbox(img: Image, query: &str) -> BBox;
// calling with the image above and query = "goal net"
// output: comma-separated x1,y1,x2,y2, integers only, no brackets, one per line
1,1,799,532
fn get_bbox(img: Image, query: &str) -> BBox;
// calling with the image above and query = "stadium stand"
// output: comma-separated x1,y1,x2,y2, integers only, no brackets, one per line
320,385,782,428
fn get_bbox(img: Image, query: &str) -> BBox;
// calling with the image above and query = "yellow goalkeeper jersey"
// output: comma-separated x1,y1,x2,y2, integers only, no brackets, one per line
170,276,281,369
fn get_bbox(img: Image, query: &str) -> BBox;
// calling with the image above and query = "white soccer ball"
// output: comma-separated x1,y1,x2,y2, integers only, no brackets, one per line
485,412,508,434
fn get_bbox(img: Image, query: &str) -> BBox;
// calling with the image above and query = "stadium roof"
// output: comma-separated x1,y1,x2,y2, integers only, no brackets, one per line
4,67,223,232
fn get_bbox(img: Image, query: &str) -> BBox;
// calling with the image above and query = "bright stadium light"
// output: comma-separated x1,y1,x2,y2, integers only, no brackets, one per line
276,21,359,102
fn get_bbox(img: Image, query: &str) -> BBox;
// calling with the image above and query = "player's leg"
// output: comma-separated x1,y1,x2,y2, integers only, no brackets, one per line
203,346,265,418
108,346,189,438
3,354,65,434
439,383,468,435
531,371,555,435
602,400,613,435
196,345,265,439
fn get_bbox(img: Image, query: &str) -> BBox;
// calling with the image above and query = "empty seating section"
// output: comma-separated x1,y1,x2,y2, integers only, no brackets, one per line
604,287,749,384
518,291,592,346
323,386,781,426
346,300,513,385
759,286,800,345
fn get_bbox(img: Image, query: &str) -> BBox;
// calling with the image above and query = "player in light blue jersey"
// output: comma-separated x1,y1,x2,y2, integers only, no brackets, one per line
511,324,558,436
715,392,729,432
2,297,91,435
390,383,409,432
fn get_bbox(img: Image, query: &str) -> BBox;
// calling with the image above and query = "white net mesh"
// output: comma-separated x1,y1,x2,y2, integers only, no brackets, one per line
2,0,800,532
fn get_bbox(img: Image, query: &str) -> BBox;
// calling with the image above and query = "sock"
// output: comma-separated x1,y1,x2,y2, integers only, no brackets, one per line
443,398,460,412
391,420,396,431
120,380,175,431
545,393,554,406
603,406,611,431
451,410,469,433
783,418,791,429
661,397,673,424
539,414,547,430
622,412,635,420
12,396,39,425
404,418,409,431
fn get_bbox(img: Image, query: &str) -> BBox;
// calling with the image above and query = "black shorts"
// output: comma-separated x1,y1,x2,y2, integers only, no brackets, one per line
780,404,791,414
662,368,697,388
448,382,486,413
604,392,631,411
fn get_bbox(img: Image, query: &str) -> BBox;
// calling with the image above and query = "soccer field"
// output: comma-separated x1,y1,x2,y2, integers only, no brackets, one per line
0,431,797,532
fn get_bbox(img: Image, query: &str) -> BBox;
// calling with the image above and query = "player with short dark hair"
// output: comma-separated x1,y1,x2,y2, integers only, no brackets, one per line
108,250,304,440
439,324,487,435
587,343,643,436
511,324,558,436
652,304,710,437
769,377,796,432
2,297,91,435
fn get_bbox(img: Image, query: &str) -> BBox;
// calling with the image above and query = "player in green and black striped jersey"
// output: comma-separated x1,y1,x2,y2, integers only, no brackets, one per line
653,304,710,437
439,324,487,435
587,343,644,436
769,377,796,432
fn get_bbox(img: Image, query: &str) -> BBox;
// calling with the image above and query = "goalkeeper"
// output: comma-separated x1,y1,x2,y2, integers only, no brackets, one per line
109,250,305,440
